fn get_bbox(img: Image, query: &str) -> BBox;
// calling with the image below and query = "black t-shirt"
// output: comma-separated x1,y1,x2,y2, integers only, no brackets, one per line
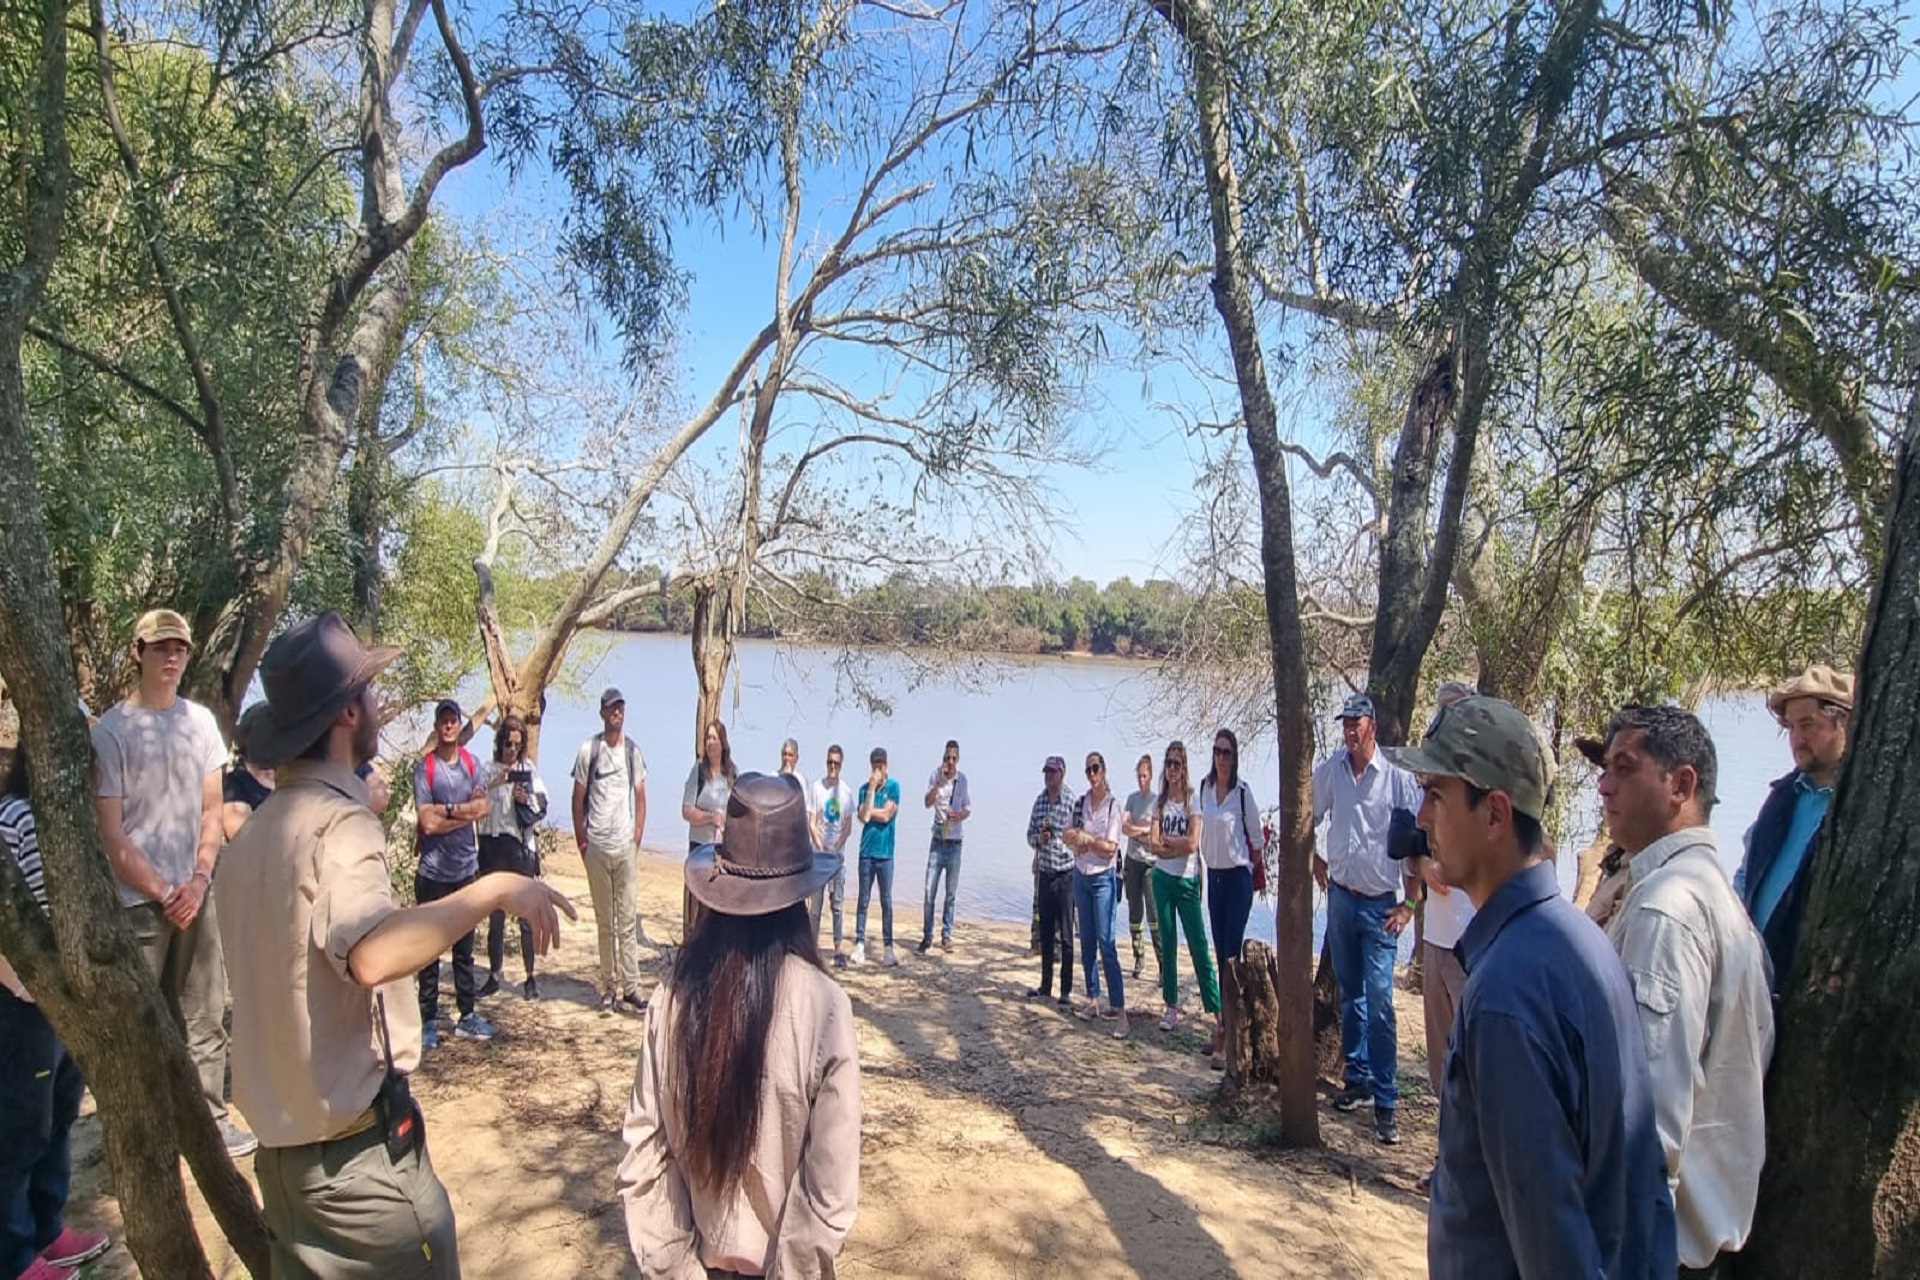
223,767,272,812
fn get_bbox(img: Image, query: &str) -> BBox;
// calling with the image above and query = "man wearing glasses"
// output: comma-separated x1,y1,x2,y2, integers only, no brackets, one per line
919,740,972,954
809,746,856,968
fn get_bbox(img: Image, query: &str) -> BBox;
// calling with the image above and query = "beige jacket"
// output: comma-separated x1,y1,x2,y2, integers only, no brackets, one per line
619,955,860,1278
1606,826,1775,1268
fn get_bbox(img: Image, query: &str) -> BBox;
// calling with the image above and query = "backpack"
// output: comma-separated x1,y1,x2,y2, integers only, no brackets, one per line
1237,780,1273,895
423,746,477,793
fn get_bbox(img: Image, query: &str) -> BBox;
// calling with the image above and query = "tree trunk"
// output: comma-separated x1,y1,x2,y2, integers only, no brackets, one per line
1153,0,1318,1146
690,580,735,753
1218,942,1286,1091
1745,390,1920,1278
0,5,269,1268
347,412,389,633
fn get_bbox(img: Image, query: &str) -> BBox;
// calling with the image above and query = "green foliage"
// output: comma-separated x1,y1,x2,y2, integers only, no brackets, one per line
19,31,348,698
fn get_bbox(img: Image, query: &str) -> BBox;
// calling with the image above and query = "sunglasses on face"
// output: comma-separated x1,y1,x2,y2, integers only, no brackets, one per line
827,758,842,767
1085,762,1103,775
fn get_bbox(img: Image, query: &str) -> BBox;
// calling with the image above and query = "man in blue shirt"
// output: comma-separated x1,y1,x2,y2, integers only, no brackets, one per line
1735,665,1851,997
1389,696,1676,1280
413,699,493,1046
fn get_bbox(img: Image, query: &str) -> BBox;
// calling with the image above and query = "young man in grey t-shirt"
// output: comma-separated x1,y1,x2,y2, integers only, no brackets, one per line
91,608,255,1156
572,688,648,1014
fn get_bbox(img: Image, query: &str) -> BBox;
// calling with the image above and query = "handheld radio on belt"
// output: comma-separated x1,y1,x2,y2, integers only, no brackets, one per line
373,993,425,1160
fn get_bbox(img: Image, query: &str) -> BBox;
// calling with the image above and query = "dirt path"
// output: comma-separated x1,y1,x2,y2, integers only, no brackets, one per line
70,849,1435,1277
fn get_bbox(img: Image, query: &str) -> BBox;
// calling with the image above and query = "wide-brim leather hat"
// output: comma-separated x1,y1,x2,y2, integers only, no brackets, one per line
686,772,838,917
249,612,400,766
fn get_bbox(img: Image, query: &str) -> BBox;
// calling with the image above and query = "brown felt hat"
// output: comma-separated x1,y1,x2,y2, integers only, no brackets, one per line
1767,665,1853,722
685,773,838,916
248,613,400,766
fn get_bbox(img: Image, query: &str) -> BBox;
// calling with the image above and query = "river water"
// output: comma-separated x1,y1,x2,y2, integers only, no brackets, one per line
443,633,1782,950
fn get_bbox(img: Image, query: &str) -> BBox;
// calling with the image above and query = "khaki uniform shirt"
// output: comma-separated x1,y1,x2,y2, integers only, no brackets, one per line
218,759,421,1148
619,955,861,1278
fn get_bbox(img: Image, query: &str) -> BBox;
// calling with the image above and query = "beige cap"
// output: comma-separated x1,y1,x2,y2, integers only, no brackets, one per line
133,608,193,648
1766,665,1853,720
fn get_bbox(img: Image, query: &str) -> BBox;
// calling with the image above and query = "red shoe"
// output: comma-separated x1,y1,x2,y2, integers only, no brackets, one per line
21,1258,77,1280
40,1225,111,1267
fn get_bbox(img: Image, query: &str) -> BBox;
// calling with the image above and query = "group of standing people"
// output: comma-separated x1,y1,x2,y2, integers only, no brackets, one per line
0,596,1857,1280
1393,666,1848,1280
1020,731,1267,1059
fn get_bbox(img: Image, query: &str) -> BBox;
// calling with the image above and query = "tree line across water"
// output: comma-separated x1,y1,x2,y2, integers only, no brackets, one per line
598,572,1201,658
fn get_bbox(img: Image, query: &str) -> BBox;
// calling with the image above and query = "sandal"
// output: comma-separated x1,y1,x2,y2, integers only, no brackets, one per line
1113,1012,1130,1040
1158,1007,1181,1032
1075,1000,1098,1021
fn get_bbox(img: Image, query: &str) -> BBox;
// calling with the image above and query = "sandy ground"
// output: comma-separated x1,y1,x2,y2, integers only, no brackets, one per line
69,848,1436,1278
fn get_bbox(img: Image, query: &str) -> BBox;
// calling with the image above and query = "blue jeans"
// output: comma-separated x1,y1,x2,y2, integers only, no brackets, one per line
1072,868,1125,1010
922,838,962,943
1206,865,1255,966
856,855,895,946
1327,882,1399,1109
0,991,83,1276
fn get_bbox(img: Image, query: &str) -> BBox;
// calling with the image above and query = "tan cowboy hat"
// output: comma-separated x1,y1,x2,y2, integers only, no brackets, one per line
248,613,400,766
1766,665,1853,721
686,773,839,916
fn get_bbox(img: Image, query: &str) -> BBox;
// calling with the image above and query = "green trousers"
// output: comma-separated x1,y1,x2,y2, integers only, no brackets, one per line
256,1122,460,1279
1151,868,1220,1015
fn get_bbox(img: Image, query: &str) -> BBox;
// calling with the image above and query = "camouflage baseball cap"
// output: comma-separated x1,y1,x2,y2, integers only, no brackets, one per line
1385,695,1555,820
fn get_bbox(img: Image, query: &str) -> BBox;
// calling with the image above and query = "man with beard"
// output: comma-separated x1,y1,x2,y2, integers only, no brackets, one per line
219,613,574,1278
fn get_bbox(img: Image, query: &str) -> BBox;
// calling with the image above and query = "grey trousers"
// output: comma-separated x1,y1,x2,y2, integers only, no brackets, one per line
127,896,229,1121
256,1123,460,1279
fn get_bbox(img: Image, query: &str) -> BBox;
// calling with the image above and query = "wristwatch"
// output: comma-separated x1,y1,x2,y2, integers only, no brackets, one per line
443,802,455,820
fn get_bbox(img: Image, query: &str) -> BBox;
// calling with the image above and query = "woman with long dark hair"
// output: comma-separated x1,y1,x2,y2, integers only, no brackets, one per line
1148,740,1220,1037
478,715,549,1000
0,747,112,1280
1196,727,1265,1069
680,720,738,939
681,720,738,852
619,774,860,1277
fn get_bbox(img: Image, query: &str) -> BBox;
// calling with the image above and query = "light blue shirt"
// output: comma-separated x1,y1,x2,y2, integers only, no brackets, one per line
1311,747,1420,898
1749,777,1830,932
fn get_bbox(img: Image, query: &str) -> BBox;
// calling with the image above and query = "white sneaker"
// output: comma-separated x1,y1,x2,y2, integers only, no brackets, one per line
850,941,867,965
884,945,899,967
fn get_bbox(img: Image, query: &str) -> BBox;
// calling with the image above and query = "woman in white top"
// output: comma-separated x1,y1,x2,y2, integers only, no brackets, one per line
479,714,550,999
1148,740,1221,1034
619,773,859,1278
1064,751,1130,1037
1196,728,1265,1067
